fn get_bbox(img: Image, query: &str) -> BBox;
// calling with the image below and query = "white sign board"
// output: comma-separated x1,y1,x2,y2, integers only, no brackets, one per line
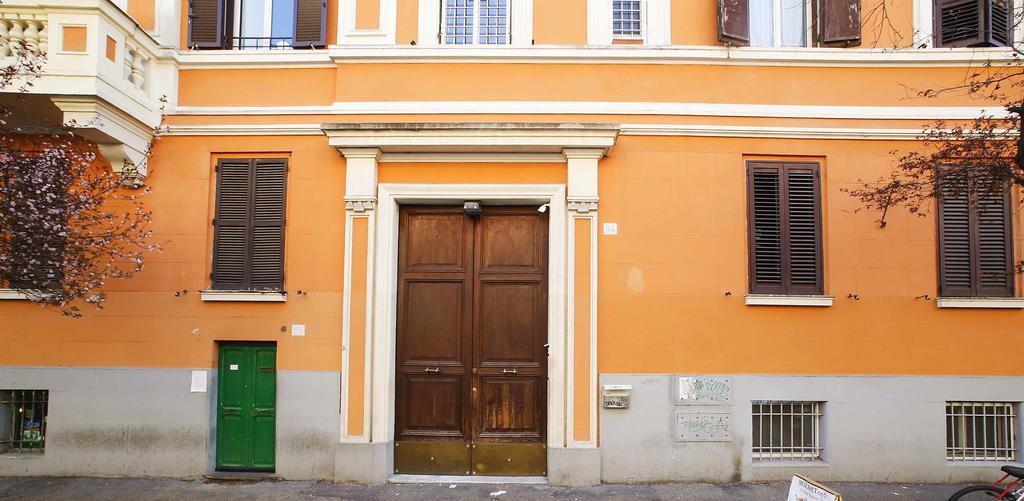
291,324,306,336
787,475,842,501
677,376,731,405
190,370,208,393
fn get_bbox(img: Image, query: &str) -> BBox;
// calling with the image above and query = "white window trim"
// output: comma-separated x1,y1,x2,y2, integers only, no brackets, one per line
936,297,1024,309
199,290,288,302
914,0,1024,48
745,294,834,307
418,0,532,47
589,0,668,45
0,289,30,300
339,0,398,45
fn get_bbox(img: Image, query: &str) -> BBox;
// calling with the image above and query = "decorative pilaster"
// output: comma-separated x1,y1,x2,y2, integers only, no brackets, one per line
563,148,601,448
340,148,380,443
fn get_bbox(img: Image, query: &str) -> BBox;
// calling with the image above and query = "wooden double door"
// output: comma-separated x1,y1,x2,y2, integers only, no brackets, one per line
394,205,548,476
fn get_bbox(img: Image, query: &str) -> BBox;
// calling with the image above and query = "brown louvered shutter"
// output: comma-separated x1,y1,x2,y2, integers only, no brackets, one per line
817,0,862,46
747,162,823,295
935,0,1012,47
212,159,252,289
188,0,226,49
718,0,751,46
293,0,327,48
938,169,1014,297
249,159,287,289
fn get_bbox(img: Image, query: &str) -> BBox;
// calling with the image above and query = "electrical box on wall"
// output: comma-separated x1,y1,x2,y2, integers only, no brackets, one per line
602,384,632,409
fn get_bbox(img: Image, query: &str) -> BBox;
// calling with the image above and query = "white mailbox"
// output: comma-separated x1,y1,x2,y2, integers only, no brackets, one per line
602,384,632,409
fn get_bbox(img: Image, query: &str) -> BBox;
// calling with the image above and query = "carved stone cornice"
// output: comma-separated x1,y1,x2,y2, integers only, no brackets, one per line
567,199,598,213
345,199,377,212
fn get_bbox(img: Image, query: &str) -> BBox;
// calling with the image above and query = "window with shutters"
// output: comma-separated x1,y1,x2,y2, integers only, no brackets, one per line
1,157,66,292
718,0,861,47
746,162,824,295
933,0,1013,47
442,0,511,45
188,0,326,49
937,168,1015,298
211,158,288,291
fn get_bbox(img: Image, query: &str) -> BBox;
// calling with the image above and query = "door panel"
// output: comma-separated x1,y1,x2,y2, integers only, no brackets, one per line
216,343,276,472
395,205,547,477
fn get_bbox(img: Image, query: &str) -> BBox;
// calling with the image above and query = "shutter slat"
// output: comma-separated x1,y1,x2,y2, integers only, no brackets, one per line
785,166,823,294
975,177,1013,296
936,0,1010,47
249,159,288,290
293,0,327,47
750,166,784,292
188,0,225,49
212,160,252,290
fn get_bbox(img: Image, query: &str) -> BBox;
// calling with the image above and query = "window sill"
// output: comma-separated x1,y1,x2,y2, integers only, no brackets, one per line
752,459,829,468
0,289,30,300
936,297,1024,309
199,290,287,302
745,294,833,307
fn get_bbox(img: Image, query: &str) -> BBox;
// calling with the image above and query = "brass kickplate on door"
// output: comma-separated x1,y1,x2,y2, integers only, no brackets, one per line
393,442,471,475
471,443,546,476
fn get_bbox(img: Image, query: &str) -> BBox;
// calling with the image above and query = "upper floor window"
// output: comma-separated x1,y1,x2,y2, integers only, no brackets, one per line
718,0,861,47
612,1,644,39
749,0,806,47
746,161,824,295
443,0,510,45
188,0,326,50
934,0,1013,47
937,167,1014,298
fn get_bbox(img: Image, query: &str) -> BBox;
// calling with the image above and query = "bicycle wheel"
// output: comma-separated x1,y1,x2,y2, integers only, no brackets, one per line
947,485,1006,500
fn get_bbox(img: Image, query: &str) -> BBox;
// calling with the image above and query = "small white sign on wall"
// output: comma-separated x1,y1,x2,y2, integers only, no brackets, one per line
229,364,239,371
677,376,732,405
291,324,306,336
190,370,207,393
602,223,618,235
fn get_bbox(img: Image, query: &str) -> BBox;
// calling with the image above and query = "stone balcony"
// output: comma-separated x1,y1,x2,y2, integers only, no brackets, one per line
0,0,175,185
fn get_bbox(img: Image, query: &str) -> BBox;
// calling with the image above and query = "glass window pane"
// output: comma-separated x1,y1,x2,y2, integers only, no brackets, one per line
271,0,296,44
780,0,806,46
240,0,269,40
748,0,774,46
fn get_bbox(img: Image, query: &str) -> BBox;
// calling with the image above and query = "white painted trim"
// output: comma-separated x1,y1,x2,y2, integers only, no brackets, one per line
511,0,533,47
322,123,619,154
935,297,1024,309
0,289,30,300
744,295,834,307
164,122,947,141
172,101,1011,120
198,290,287,302
371,183,568,450
377,152,568,163
565,210,599,448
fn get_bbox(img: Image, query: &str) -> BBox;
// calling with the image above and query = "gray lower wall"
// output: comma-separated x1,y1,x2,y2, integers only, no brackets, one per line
0,367,339,479
600,374,1024,484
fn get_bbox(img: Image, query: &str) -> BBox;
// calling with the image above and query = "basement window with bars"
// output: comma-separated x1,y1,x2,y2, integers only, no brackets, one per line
1,390,48,454
752,401,823,461
746,162,824,295
946,402,1018,461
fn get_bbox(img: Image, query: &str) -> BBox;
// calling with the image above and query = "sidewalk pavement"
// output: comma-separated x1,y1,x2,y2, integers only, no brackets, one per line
0,476,966,500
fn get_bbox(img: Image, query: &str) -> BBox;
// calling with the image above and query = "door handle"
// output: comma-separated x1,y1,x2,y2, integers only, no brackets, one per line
424,367,440,373
502,368,518,374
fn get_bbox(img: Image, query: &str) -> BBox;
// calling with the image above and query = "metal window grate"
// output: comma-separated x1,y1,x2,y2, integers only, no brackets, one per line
612,0,643,38
946,402,1017,461
443,0,509,45
752,401,822,461
1,390,48,454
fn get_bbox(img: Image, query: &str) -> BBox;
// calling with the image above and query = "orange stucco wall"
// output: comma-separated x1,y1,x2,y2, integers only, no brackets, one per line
127,0,156,30
535,0,588,45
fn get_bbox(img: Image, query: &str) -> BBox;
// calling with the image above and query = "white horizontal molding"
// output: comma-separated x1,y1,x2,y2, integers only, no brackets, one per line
0,289,30,300
745,295,834,307
199,290,288,302
936,297,1024,309
323,45,1023,67
162,123,965,141
322,122,620,155
171,101,1009,120
175,50,335,69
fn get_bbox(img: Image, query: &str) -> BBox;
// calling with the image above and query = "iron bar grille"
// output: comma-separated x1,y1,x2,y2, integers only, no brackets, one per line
612,1,643,38
230,37,295,50
1,390,48,454
946,402,1017,461
752,401,822,461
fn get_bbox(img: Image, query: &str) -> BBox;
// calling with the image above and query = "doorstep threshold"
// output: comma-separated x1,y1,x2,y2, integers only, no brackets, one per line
204,471,280,482
389,474,547,485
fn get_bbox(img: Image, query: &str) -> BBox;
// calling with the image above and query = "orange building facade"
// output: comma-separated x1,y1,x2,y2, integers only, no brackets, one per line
1,0,1023,485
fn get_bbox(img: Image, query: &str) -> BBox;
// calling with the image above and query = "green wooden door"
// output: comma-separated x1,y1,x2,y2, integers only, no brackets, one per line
216,343,276,471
